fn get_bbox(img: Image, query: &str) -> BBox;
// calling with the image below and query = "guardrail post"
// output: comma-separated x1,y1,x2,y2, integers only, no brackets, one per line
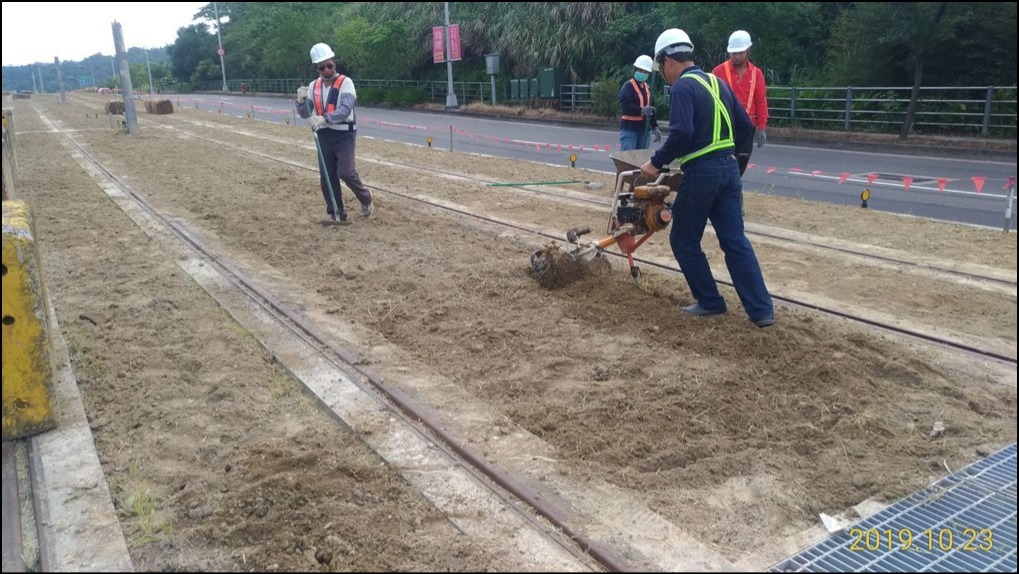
982,86,993,136
790,87,798,121
845,87,853,131
1006,182,1016,232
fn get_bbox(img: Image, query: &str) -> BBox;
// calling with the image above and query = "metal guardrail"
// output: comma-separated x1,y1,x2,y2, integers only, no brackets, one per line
173,80,1017,137
767,86,1017,137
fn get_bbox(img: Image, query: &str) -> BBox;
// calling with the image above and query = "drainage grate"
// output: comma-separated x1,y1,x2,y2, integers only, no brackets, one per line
772,444,1017,573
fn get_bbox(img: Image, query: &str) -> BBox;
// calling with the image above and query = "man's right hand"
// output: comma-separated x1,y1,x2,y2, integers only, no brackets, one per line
641,105,656,117
297,87,308,103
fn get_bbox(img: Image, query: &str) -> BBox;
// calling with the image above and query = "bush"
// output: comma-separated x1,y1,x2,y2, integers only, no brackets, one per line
589,76,622,119
387,87,427,108
358,88,386,106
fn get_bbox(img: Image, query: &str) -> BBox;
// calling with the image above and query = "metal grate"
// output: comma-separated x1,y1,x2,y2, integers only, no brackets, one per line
772,444,1017,573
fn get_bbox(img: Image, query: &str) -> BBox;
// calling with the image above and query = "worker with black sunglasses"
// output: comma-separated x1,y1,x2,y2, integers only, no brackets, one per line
296,43,374,223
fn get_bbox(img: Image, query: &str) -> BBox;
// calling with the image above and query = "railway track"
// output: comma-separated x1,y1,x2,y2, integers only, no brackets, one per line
25,96,1015,572
105,112,1016,366
67,96,1018,292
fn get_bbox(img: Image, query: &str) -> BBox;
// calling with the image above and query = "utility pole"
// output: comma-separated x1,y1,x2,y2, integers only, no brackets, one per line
111,57,118,88
214,2,228,92
112,21,139,135
38,66,45,93
444,1,458,109
145,49,154,95
55,57,66,104
31,73,38,93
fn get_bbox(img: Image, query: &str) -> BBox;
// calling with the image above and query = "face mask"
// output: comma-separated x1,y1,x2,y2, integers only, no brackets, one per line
634,72,649,83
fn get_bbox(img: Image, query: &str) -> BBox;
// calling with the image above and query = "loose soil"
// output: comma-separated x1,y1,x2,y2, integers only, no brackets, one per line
13,96,1018,569
11,102,517,573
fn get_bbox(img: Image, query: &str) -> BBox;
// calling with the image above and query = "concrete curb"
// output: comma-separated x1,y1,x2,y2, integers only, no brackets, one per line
29,299,134,572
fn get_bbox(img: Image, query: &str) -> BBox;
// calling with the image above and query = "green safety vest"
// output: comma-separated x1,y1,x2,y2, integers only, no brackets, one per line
678,73,735,167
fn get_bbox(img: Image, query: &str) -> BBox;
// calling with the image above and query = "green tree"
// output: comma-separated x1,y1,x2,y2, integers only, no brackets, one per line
335,18,417,79
825,2,966,139
168,23,218,82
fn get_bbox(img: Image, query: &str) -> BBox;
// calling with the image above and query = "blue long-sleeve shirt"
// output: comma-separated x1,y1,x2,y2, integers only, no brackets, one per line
618,79,658,133
650,66,754,170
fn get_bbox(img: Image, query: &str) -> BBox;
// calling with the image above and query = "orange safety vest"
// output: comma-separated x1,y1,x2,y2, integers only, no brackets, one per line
313,75,347,116
621,79,651,122
723,61,757,120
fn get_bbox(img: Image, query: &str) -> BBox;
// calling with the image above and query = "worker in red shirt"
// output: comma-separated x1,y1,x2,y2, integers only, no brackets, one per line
712,30,768,177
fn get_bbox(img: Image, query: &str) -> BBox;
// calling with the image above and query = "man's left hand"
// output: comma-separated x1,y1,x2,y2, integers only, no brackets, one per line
756,129,767,148
309,115,327,131
653,127,662,143
640,161,661,181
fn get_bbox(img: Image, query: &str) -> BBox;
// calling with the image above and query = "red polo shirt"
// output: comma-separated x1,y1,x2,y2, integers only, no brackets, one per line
712,60,769,130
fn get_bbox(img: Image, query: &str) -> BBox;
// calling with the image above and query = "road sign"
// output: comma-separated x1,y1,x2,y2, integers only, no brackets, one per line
217,48,225,57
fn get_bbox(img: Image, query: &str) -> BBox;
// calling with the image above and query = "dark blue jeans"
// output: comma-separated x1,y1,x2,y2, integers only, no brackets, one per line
670,154,774,321
619,128,650,151
315,129,372,217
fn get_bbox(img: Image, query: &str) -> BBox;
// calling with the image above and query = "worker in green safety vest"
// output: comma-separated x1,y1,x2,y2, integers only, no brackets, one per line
640,28,775,329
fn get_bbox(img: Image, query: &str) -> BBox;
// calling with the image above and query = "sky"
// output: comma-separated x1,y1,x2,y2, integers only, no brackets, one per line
1,2,209,66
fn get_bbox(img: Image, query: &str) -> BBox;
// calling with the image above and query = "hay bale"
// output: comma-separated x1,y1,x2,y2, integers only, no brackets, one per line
105,101,125,115
144,99,173,115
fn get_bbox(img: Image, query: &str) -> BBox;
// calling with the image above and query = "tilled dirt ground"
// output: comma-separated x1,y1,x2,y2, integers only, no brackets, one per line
10,101,523,573
10,96,1018,570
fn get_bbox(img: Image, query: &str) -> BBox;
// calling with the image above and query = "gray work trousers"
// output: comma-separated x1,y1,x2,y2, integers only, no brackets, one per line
315,128,372,217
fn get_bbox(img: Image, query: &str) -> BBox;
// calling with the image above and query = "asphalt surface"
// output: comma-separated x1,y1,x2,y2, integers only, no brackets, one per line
172,93,1017,230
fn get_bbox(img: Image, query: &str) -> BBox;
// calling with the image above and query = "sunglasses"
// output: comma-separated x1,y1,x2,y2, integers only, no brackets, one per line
317,62,335,72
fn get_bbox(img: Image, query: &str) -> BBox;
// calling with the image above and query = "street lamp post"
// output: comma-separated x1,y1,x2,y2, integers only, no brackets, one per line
214,2,228,92
145,49,154,95
444,2,458,109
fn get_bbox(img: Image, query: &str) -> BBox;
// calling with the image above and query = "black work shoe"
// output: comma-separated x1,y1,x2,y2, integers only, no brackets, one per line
680,304,727,317
752,316,776,329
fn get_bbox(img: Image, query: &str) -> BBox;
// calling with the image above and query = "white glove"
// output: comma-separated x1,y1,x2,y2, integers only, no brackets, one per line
653,127,662,143
309,115,327,131
641,105,656,117
297,86,308,103
756,129,767,149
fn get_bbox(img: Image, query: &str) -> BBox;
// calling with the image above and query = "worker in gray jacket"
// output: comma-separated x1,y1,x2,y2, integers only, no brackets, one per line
296,42,374,223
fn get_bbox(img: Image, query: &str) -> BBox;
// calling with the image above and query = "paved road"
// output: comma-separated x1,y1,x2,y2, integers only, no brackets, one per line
172,94,1017,229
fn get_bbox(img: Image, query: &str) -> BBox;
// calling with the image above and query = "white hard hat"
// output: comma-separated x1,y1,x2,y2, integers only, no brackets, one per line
633,55,654,73
653,29,694,70
728,30,752,53
310,43,336,64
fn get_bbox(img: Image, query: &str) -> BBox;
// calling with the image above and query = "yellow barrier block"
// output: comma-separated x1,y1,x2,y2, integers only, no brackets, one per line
2,200,55,440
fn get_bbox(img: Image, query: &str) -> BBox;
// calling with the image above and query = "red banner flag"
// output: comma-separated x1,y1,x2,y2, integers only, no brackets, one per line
1006,177,1016,190
789,167,803,172
867,174,879,185
432,27,445,64
811,170,824,177
747,164,756,170
972,176,986,194
766,167,778,174
902,177,914,192
449,24,462,62
937,178,949,192
838,173,851,185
